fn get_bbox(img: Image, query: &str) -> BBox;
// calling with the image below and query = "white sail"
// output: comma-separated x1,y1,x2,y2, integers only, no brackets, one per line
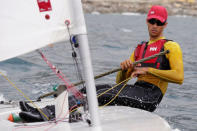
0,0,87,62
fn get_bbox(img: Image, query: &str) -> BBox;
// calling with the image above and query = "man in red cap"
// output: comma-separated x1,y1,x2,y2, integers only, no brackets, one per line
115,5,184,112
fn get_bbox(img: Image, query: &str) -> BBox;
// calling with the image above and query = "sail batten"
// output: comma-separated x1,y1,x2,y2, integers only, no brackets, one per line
0,0,87,62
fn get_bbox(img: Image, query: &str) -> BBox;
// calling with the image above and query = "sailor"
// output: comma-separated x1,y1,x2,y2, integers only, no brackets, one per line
83,5,183,112
112,5,184,111
18,5,184,122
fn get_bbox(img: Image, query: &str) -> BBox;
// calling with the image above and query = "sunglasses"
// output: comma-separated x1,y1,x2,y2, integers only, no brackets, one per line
148,19,166,26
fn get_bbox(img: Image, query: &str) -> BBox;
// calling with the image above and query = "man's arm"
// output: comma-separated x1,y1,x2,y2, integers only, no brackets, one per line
116,52,135,84
147,41,184,84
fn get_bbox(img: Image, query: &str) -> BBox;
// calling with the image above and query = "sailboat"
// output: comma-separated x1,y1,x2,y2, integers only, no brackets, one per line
0,0,171,130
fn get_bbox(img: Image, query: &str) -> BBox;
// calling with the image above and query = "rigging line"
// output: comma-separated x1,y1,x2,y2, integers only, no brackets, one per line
37,50,84,100
99,77,132,108
44,94,69,131
66,24,85,89
72,55,84,87
15,106,79,131
66,23,86,108
97,76,132,98
0,71,49,120
44,104,80,131
14,104,78,131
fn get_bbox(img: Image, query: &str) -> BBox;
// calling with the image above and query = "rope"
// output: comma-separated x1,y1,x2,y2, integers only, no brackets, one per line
65,77,132,110
0,71,49,120
97,77,132,98
98,77,132,108
37,50,84,100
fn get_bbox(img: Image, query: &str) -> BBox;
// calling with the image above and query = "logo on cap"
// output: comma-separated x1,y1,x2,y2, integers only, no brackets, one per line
150,11,155,14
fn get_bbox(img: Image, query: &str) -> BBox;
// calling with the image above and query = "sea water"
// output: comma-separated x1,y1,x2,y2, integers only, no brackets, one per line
0,13,197,131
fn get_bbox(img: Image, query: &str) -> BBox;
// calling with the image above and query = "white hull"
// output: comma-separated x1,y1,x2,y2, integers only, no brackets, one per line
0,99,171,131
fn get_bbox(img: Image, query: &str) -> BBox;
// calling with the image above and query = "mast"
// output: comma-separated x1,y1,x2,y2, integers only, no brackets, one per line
77,35,101,127
70,0,100,127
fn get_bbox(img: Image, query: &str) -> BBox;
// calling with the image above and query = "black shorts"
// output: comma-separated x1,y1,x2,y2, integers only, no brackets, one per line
95,81,163,112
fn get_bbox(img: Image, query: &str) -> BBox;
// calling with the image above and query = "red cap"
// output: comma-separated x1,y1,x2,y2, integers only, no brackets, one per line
147,5,168,23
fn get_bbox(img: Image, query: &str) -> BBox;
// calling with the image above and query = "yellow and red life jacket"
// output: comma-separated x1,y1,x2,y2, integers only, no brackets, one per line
134,39,170,70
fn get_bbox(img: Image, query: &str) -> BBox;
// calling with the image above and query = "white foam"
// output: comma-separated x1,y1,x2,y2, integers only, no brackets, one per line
121,28,132,33
171,128,181,131
91,11,100,15
175,15,191,18
0,94,5,101
121,12,141,16
0,69,7,76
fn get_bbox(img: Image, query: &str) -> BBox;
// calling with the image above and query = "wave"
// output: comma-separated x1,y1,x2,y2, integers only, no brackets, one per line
0,94,6,101
0,57,38,66
121,28,132,33
171,128,181,131
174,15,192,18
0,69,7,76
0,57,43,73
121,12,141,16
91,11,100,15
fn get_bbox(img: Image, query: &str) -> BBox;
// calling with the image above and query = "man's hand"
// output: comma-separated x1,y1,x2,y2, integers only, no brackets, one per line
131,67,149,78
120,59,134,70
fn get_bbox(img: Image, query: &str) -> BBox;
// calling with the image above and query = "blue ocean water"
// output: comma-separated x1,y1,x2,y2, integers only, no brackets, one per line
0,13,197,130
